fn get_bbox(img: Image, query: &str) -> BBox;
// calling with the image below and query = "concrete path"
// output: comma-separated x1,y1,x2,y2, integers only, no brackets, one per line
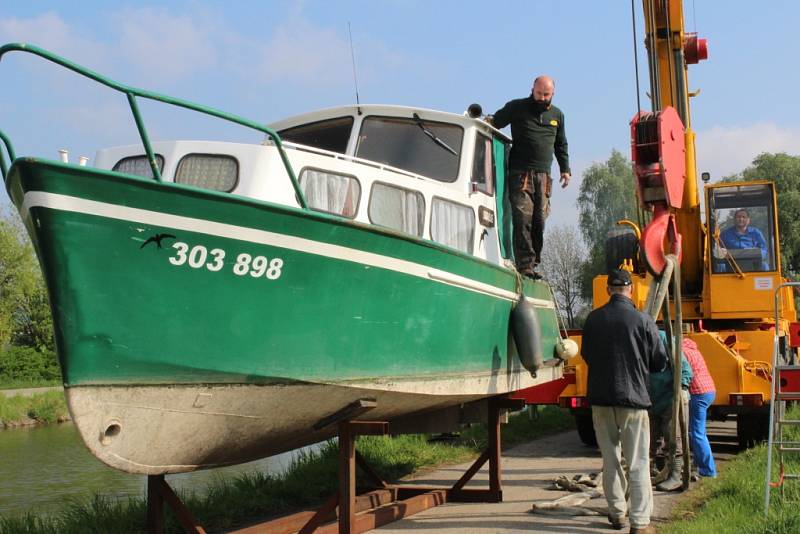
374,420,738,533
0,386,62,398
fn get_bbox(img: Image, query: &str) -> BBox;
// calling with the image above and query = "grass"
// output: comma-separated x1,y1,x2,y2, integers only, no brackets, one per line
662,407,800,534
0,391,68,427
0,379,60,390
0,405,574,533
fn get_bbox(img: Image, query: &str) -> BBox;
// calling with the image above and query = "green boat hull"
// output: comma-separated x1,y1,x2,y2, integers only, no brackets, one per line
6,158,563,473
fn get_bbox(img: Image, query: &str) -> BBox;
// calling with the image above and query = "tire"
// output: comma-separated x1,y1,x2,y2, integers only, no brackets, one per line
737,411,770,449
575,412,598,447
605,228,639,272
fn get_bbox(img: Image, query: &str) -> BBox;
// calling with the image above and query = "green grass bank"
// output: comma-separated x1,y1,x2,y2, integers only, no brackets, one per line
0,405,573,533
0,391,68,428
662,409,800,534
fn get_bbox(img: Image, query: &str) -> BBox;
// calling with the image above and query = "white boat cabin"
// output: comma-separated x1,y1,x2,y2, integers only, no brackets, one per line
94,105,513,266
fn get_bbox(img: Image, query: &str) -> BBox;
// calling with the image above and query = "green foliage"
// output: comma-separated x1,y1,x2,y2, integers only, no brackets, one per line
724,152,800,275
576,150,639,297
0,346,60,386
0,391,67,427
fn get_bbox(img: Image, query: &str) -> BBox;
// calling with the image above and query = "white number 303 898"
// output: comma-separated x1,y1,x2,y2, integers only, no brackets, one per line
168,242,283,280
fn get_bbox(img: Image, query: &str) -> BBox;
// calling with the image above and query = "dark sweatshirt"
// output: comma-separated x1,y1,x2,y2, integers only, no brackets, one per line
492,97,570,174
581,293,668,409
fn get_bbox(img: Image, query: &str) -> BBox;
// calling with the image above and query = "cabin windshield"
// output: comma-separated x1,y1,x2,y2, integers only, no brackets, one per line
277,116,353,154
355,116,463,183
708,183,777,273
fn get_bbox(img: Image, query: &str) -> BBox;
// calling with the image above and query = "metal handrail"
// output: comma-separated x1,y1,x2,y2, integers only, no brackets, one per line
0,127,15,179
764,280,800,515
0,42,308,209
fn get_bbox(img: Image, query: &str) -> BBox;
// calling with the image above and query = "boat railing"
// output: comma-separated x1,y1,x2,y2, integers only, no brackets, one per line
0,42,308,210
0,128,14,179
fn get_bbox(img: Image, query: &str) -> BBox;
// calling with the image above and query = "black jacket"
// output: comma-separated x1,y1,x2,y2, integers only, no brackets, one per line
581,293,668,409
491,97,569,174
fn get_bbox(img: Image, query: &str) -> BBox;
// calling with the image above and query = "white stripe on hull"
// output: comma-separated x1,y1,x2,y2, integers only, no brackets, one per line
66,366,560,474
21,191,554,308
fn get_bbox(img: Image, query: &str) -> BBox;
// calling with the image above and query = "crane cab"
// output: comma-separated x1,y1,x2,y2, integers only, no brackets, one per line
704,181,793,320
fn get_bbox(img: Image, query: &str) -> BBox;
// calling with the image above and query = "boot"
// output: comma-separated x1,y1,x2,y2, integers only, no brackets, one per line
656,455,684,492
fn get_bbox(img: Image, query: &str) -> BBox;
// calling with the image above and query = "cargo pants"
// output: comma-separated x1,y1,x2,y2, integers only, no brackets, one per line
509,170,552,275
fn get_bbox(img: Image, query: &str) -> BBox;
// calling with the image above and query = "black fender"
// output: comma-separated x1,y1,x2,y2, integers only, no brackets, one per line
511,294,544,377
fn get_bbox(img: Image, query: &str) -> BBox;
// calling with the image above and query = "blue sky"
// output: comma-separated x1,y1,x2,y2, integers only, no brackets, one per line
1,1,799,229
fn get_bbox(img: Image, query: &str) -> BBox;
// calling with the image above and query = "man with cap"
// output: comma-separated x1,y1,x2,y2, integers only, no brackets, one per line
581,269,668,534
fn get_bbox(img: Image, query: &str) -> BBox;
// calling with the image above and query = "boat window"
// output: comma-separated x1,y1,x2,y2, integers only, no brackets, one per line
368,182,425,237
708,183,777,273
278,116,354,154
175,154,239,192
356,116,463,182
112,155,164,179
299,168,361,218
471,133,494,195
431,198,475,254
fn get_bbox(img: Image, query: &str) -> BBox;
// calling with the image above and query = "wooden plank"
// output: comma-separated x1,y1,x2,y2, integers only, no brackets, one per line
146,475,164,534
315,491,448,534
156,476,207,533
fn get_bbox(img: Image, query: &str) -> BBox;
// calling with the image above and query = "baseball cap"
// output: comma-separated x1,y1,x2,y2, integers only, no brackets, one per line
607,269,632,287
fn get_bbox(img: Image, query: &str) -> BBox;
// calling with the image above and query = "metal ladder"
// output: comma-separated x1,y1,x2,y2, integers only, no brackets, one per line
764,282,800,515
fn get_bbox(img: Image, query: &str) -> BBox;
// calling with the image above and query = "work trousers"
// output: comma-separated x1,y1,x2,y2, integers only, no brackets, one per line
689,391,717,477
649,389,690,460
592,405,652,529
509,170,551,274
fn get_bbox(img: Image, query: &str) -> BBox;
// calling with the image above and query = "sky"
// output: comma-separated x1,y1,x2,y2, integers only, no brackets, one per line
1,0,799,230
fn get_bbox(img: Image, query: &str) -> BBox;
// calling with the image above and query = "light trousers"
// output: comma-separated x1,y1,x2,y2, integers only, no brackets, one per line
592,405,653,528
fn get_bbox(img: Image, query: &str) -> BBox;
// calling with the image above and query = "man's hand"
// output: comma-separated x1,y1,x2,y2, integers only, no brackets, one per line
559,172,570,188
713,243,728,259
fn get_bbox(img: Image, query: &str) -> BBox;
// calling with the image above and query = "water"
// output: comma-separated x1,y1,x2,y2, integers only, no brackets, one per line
0,423,323,515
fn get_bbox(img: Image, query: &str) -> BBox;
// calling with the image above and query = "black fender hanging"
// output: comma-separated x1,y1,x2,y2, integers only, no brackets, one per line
511,294,544,377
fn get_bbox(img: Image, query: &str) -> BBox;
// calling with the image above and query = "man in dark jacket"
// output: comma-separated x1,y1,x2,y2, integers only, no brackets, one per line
488,75,570,279
582,269,668,534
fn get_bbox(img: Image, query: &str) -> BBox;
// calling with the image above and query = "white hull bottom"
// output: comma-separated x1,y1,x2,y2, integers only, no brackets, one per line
66,366,560,474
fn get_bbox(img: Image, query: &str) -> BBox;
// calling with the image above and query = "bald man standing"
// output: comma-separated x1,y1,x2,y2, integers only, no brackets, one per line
488,76,570,279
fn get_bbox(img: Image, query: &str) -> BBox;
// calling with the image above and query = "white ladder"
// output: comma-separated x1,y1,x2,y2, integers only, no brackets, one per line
764,281,800,515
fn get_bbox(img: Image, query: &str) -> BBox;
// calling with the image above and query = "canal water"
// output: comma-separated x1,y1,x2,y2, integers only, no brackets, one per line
0,422,323,516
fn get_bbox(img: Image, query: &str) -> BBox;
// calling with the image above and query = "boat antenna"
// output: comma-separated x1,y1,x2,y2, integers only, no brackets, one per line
348,21,362,115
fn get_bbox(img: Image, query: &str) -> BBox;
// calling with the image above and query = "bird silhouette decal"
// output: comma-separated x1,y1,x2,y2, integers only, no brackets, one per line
140,233,177,249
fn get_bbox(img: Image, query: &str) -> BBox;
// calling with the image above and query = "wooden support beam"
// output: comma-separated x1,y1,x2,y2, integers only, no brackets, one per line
146,475,206,534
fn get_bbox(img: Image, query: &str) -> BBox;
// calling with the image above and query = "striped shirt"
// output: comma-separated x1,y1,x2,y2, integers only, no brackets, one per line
682,338,716,394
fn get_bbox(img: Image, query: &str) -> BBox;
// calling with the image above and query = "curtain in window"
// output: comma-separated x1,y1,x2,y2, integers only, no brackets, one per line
431,199,475,253
301,170,360,217
369,183,424,236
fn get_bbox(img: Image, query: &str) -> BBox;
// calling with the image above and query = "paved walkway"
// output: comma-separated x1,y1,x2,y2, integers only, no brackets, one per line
374,420,737,533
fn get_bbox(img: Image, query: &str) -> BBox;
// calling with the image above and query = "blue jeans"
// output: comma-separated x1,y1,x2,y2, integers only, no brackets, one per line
689,391,717,477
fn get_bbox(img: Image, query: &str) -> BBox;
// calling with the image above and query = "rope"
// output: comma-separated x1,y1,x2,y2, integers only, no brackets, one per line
631,0,643,114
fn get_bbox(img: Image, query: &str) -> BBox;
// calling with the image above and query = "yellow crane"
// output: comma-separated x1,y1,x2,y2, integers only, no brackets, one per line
554,0,799,449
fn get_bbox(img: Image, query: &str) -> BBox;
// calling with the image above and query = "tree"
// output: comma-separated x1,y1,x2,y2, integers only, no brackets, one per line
541,225,586,328
0,209,54,352
576,150,640,297
724,152,800,275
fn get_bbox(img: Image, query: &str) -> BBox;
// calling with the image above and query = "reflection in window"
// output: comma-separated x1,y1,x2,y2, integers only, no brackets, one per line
471,134,494,195
431,198,475,254
278,117,354,154
709,184,776,273
368,183,425,237
113,155,164,179
299,169,360,218
176,154,238,192
356,116,462,182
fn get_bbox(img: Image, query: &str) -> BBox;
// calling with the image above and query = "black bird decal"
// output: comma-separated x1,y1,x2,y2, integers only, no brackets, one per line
140,233,177,249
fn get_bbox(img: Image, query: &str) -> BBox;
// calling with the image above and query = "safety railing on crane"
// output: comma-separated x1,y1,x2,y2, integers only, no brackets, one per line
0,42,308,209
764,281,800,515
